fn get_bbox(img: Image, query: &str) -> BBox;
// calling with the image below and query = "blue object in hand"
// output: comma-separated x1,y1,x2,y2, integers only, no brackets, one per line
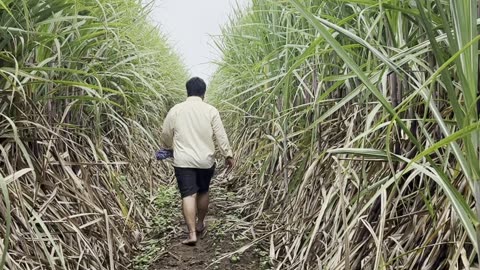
156,149,174,160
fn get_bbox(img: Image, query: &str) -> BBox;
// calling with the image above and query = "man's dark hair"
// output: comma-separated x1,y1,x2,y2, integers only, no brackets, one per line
186,77,207,97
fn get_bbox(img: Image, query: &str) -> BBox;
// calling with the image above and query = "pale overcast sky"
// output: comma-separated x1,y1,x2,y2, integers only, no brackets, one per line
148,0,249,81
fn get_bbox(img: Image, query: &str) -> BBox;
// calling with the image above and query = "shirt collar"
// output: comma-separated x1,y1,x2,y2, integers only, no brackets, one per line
186,96,203,102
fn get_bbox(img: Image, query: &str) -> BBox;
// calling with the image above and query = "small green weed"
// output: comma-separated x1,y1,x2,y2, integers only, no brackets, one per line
151,186,180,236
133,186,180,270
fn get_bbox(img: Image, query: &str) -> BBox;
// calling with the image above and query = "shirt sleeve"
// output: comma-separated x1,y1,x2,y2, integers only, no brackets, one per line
212,109,233,158
160,109,175,149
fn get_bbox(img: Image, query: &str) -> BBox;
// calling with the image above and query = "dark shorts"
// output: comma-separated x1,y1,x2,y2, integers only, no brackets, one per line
174,164,216,198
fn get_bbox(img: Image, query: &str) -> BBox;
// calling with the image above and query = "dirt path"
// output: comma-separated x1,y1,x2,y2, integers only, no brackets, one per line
148,181,266,270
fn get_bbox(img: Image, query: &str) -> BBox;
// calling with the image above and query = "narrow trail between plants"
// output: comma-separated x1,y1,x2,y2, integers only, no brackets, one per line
148,175,266,270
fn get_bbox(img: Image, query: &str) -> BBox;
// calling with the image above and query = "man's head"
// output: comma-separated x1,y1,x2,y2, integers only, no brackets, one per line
186,77,206,97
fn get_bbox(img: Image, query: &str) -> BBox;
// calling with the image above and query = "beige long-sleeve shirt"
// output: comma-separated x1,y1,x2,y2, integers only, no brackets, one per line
160,96,233,169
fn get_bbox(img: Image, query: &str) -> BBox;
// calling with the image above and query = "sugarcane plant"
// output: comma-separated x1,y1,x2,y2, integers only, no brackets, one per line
212,0,480,268
0,0,186,269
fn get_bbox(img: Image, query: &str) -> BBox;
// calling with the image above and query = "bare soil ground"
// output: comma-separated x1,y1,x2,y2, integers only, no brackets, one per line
149,182,265,270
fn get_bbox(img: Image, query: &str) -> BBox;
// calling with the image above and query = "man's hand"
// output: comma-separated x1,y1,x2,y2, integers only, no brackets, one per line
225,157,235,171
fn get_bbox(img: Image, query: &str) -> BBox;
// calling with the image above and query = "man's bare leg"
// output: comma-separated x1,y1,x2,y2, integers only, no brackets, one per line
182,194,197,245
196,192,209,232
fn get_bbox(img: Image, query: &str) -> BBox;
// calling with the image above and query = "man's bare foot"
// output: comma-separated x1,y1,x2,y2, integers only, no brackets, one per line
182,232,197,246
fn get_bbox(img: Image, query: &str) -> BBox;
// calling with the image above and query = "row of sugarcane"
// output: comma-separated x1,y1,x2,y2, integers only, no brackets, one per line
0,0,187,269
211,0,480,269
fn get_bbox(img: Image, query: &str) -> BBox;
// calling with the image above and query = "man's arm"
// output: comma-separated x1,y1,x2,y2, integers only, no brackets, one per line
160,110,175,149
212,109,234,165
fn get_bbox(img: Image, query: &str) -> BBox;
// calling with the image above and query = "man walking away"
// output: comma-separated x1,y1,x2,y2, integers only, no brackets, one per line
160,77,234,246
